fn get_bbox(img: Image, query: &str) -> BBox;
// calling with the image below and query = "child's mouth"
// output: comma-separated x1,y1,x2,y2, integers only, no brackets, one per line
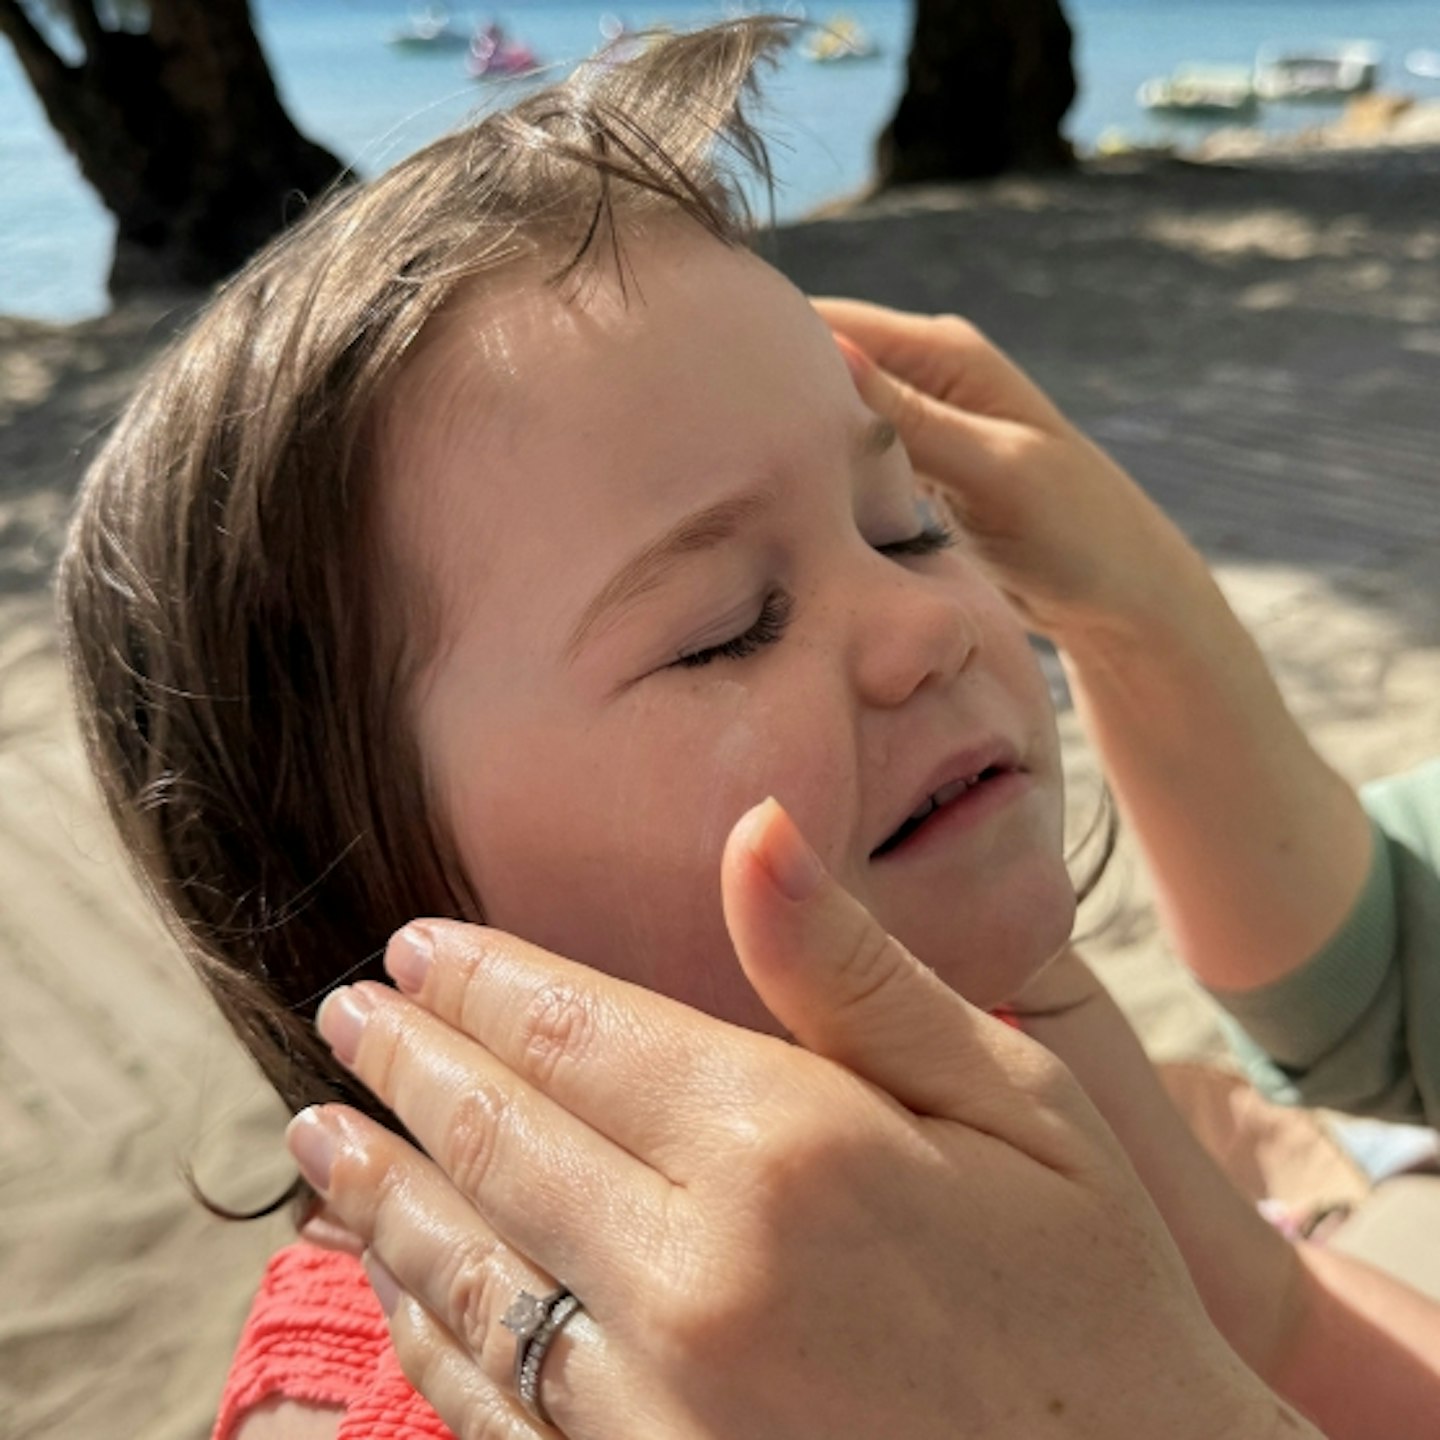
870,764,1014,859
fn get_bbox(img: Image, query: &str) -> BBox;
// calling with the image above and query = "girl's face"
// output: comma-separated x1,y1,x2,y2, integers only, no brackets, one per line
381,237,1075,1026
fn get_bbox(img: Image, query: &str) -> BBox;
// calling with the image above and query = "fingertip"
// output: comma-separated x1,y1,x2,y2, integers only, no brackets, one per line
385,922,435,995
831,330,874,387
286,1106,338,1194
285,1102,331,1146
727,797,825,903
315,985,376,1068
723,797,776,901
299,1211,367,1257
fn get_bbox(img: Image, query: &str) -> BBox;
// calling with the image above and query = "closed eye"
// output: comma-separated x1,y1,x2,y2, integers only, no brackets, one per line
876,521,956,558
666,520,952,673
671,590,794,669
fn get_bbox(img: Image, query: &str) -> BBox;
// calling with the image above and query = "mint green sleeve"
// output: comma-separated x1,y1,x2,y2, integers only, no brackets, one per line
1206,759,1440,1127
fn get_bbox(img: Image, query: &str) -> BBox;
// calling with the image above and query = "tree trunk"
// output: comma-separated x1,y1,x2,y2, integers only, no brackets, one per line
877,0,1077,186
0,0,348,297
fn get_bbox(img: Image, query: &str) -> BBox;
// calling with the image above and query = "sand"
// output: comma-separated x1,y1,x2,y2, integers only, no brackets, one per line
4,137,1440,1439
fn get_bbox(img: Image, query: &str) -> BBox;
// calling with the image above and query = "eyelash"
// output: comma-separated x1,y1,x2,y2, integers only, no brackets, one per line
674,590,795,669
877,521,956,560
671,521,957,670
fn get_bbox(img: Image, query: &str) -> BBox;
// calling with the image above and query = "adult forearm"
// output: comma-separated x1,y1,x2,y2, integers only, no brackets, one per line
1018,953,1305,1381
1274,1243,1440,1438
1057,552,1373,993
1019,953,1440,1438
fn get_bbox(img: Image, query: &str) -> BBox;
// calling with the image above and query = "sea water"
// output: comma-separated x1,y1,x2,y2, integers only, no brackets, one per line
3,0,1440,322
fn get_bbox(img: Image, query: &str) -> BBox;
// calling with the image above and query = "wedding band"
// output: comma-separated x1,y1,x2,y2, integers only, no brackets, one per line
502,1287,583,1423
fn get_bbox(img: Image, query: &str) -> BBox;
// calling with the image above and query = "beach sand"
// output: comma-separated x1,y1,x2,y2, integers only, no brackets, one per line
4,139,1439,1439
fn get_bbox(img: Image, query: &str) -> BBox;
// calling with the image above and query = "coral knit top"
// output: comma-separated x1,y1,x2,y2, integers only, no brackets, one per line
212,1243,453,1440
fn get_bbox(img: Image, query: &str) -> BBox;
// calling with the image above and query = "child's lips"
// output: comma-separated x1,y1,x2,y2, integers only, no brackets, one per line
869,741,1023,860
871,767,1031,860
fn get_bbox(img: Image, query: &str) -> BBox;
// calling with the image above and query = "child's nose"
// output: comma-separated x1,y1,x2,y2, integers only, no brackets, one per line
848,564,978,709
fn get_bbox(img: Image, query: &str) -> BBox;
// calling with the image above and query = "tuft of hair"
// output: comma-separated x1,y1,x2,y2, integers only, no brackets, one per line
57,18,790,1215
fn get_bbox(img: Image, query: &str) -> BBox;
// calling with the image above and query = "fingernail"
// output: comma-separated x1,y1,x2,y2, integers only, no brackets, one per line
386,924,434,995
299,1214,366,1258
287,1107,337,1195
316,986,375,1067
833,331,873,384
363,1253,402,1317
743,798,825,902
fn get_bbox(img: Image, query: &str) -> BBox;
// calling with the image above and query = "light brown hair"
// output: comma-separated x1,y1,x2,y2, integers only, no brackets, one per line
58,20,786,1210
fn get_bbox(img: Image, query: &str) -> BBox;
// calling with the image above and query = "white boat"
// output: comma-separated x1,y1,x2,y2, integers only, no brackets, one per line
1406,49,1440,81
388,6,471,52
1138,66,1259,120
1254,42,1381,102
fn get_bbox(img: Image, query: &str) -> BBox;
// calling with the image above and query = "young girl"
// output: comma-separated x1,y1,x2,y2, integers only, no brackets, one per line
60,14,1070,1198
57,19,1439,1440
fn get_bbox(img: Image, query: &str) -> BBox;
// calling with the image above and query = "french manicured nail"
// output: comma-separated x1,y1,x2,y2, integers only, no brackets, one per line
316,985,376,1067
386,924,434,995
744,797,825,902
287,1107,337,1195
364,1253,402,1317
832,331,873,383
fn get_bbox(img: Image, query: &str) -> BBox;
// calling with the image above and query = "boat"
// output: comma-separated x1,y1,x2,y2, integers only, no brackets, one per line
468,22,540,78
388,5,471,52
1406,49,1440,81
803,16,881,64
1138,66,1259,121
1254,42,1381,102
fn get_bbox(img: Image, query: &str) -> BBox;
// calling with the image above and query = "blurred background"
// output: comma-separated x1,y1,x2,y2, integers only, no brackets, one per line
7,0,1440,321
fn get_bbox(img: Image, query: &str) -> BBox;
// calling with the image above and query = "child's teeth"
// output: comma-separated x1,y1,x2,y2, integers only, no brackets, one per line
932,774,977,808
878,769,998,856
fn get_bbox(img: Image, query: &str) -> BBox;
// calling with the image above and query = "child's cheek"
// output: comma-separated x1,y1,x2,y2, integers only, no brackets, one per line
688,680,853,871
593,680,843,1026
617,677,804,857
684,681,779,864
974,577,1062,726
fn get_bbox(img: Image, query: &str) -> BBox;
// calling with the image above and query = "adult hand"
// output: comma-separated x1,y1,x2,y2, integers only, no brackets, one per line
813,298,1208,644
287,800,1311,1440
817,300,1379,1007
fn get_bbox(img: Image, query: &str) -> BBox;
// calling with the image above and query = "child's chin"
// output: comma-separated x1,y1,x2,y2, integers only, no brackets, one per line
901,873,1078,1012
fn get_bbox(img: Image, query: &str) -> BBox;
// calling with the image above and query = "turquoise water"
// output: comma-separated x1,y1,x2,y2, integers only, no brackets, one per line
3,0,1440,321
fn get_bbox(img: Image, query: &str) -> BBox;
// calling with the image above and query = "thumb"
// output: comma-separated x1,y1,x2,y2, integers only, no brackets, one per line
722,798,1072,1133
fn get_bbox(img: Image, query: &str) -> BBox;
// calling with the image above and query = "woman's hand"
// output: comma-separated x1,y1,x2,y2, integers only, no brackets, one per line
813,297,1208,646
286,800,1307,1440
818,298,1375,998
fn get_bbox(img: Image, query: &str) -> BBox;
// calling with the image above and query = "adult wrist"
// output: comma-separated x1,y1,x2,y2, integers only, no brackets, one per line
1181,1363,1325,1440
1028,443,1214,648
1050,547,1233,697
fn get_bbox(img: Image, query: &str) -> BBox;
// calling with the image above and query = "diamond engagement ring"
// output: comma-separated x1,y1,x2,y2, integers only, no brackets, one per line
502,1287,583,1424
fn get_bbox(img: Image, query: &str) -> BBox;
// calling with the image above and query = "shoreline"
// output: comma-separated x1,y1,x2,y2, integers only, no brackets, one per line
9,98,1440,332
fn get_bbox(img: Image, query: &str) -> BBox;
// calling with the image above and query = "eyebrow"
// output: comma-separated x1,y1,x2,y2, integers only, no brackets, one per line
565,417,899,660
